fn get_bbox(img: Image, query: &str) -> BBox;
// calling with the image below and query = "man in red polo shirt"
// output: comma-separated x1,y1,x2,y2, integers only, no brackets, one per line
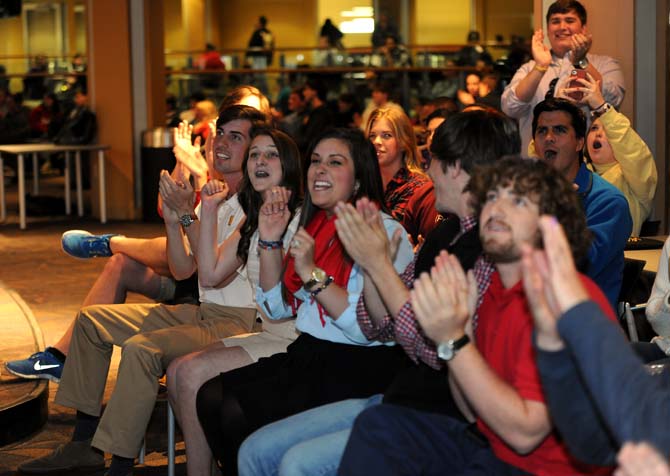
339,156,616,476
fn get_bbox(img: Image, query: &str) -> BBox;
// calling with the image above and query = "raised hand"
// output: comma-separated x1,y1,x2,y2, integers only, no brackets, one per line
531,29,552,68
570,27,592,64
204,119,218,178
158,169,195,218
615,442,670,476
521,242,563,351
411,252,474,344
258,186,292,241
200,179,229,212
173,120,208,183
537,216,589,313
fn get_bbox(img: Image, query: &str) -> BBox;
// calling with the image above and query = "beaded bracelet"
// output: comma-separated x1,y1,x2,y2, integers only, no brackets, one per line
310,276,334,298
258,239,283,250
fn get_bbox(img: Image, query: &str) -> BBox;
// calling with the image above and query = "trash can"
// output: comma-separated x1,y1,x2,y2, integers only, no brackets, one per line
141,127,175,222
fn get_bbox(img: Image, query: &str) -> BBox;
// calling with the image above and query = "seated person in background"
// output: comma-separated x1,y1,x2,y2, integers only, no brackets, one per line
166,127,303,476
365,107,440,244
17,105,269,476
298,78,333,157
377,34,411,67
477,73,503,110
0,92,31,144
359,80,402,132
417,107,454,168
191,99,219,142
29,93,64,140
501,0,625,154
278,86,306,141
180,91,207,124
563,72,657,237
456,72,482,110
532,97,631,309
237,109,521,476
195,128,415,474
338,156,615,476
523,214,670,474
333,92,362,129
53,90,96,145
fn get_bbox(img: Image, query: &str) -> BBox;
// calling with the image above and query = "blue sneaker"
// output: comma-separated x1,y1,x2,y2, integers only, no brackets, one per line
5,348,64,382
61,230,119,259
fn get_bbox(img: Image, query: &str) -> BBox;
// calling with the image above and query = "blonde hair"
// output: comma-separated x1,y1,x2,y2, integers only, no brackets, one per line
365,107,422,173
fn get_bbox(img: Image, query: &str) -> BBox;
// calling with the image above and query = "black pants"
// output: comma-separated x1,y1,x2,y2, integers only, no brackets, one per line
195,333,408,475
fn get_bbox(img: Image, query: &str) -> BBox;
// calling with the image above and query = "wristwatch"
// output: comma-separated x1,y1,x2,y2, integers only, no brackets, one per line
179,213,197,228
437,335,471,361
304,267,327,292
574,57,589,69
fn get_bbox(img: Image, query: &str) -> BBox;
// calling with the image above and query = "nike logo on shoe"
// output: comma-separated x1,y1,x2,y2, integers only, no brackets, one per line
34,361,60,371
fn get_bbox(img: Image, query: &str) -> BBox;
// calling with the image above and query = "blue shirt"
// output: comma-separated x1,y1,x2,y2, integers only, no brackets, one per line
575,162,632,309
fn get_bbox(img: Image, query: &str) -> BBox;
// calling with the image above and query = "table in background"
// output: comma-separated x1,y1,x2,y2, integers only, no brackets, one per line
624,236,668,273
0,143,109,229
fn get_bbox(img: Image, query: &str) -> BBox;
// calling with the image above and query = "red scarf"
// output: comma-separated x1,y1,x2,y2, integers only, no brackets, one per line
283,209,354,326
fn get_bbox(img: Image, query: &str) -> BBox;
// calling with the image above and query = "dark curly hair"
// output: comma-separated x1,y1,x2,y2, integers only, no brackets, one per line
467,156,591,264
237,127,303,264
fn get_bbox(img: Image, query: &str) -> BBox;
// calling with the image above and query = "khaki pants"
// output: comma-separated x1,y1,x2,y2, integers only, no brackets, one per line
54,302,257,458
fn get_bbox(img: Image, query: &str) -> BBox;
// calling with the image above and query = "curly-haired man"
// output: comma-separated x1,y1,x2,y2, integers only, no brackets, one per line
339,156,618,476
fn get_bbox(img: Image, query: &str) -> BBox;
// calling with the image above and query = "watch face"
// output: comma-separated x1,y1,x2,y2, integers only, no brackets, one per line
312,268,327,282
437,342,454,361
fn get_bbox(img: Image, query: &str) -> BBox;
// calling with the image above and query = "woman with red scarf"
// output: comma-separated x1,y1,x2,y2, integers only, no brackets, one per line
195,128,415,475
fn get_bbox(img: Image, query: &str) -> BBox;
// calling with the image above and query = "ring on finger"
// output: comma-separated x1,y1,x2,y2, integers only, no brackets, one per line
292,239,301,248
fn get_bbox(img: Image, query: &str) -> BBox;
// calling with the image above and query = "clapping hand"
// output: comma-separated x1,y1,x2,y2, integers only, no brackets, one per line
158,169,195,221
334,198,402,272
411,251,478,344
570,27,592,64
531,29,552,68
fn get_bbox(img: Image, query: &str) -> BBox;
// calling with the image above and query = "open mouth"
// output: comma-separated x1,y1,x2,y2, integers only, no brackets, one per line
215,151,230,161
592,140,602,150
485,219,511,233
543,150,558,160
254,170,270,178
313,180,332,191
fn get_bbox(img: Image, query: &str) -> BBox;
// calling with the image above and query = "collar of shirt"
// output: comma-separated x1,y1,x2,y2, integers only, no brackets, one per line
449,215,477,247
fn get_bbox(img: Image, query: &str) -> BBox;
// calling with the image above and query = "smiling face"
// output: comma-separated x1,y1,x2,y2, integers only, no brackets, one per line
546,10,585,57
368,117,402,171
479,184,541,263
212,119,252,176
307,138,356,213
534,110,583,181
586,119,615,166
247,135,283,193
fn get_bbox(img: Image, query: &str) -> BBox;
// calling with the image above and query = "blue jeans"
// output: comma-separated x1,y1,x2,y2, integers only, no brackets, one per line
339,404,529,475
238,395,382,476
